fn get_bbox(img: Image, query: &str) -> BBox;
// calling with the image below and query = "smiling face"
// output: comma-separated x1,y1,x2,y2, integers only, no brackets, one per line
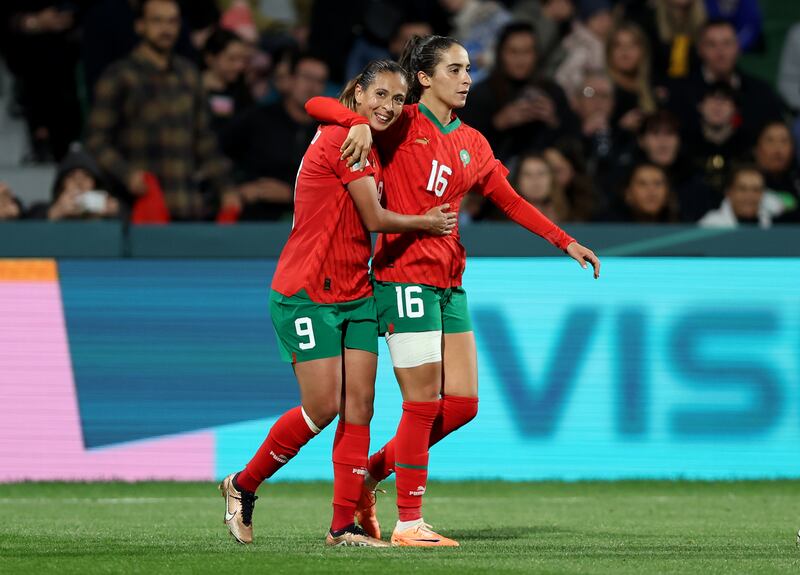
419,44,472,110
354,72,407,131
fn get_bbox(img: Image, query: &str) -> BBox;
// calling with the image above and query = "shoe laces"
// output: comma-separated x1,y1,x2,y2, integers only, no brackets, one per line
349,524,369,537
238,490,258,526
414,522,435,535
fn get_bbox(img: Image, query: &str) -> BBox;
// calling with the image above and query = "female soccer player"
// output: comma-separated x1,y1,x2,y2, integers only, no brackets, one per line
219,59,457,547
305,36,601,547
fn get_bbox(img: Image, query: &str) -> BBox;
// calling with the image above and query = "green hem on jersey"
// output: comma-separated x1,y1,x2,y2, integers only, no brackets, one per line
419,102,461,134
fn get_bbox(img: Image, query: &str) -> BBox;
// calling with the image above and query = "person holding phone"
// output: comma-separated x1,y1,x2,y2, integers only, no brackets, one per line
27,143,121,220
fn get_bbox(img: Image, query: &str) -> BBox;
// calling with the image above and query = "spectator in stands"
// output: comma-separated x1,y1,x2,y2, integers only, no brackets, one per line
753,121,800,216
554,0,613,98
0,183,22,221
668,19,786,140
777,22,800,113
458,22,579,163
609,162,677,223
651,0,706,82
86,0,234,221
687,82,747,197
440,0,512,83
636,110,714,221
512,152,571,223
346,18,433,81
510,0,574,78
221,52,327,220
81,0,221,105
704,0,763,53
699,164,781,228
571,70,624,196
543,140,598,221
28,144,121,221
1,1,82,162
607,22,657,136
202,28,253,137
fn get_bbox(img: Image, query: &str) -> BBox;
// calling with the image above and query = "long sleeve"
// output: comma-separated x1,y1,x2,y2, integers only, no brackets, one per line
479,165,575,251
86,67,134,188
305,97,368,127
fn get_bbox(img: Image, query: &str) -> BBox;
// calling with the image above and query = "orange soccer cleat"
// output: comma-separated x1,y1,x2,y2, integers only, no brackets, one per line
354,484,382,539
390,520,459,547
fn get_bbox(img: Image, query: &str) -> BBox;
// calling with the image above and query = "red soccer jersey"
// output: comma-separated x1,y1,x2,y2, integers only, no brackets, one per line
372,104,500,287
271,124,382,303
304,99,575,288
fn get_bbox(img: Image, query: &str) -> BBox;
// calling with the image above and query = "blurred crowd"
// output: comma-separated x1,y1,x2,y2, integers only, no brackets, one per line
0,0,799,227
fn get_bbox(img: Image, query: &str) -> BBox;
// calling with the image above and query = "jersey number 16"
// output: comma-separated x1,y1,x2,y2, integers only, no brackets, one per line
426,160,452,197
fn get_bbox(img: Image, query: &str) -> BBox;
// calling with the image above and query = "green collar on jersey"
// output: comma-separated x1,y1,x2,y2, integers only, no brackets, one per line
418,102,461,135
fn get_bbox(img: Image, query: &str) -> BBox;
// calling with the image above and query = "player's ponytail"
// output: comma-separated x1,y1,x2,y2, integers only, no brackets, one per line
338,59,408,111
398,34,462,104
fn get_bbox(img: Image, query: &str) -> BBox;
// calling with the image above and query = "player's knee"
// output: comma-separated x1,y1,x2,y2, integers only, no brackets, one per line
348,402,374,425
305,400,339,430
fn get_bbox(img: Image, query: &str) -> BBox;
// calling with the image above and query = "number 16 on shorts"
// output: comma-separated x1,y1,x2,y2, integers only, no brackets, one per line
395,286,425,318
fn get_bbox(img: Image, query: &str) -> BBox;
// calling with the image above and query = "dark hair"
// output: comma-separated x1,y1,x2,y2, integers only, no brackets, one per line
626,161,666,189
135,0,178,19
756,120,791,142
398,35,462,104
289,50,327,75
725,162,763,191
703,80,737,103
488,22,537,104
494,21,536,69
339,60,408,111
700,18,736,39
639,110,680,137
203,27,245,57
625,161,678,221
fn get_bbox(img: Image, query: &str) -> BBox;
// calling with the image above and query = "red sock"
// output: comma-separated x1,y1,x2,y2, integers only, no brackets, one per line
237,406,318,493
331,420,370,532
368,395,478,482
394,400,439,522
430,395,479,446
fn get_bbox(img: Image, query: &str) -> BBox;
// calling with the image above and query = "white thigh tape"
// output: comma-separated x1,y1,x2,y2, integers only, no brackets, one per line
385,330,442,368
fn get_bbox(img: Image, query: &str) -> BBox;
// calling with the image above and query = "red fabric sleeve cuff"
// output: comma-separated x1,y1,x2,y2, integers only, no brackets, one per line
305,97,368,127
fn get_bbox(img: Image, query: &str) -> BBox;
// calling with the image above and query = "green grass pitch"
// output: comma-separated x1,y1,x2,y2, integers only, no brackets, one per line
2,480,799,574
